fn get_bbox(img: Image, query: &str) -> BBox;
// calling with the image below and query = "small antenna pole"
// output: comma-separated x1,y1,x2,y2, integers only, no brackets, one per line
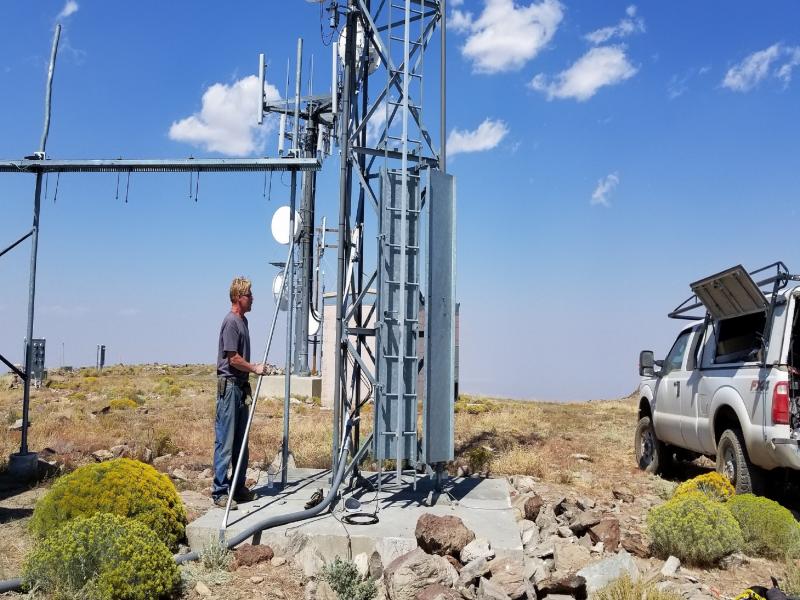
257,53,266,125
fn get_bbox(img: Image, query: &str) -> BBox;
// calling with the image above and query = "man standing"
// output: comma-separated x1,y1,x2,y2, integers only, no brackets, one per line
213,276,266,509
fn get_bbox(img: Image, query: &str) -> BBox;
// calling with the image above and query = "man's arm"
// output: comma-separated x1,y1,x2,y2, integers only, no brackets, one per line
226,351,266,376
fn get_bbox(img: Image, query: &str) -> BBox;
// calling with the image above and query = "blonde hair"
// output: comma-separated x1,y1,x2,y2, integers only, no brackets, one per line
229,276,252,303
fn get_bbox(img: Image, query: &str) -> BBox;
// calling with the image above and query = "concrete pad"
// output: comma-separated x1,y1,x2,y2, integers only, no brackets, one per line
257,375,321,400
186,468,522,568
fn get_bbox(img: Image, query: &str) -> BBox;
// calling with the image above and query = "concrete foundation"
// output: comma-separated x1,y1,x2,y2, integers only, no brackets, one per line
186,468,521,568
7,452,38,481
257,375,321,401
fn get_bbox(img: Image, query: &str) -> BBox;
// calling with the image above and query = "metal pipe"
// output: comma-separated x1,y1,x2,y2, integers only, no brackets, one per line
39,24,61,155
281,38,303,487
0,158,320,174
20,173,43,455
440,0,446,170
332,5,357,476
221,240,297,529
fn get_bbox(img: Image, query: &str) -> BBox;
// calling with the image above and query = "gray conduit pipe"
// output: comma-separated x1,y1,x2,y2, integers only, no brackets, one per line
175,416,356,565
0,577,22,593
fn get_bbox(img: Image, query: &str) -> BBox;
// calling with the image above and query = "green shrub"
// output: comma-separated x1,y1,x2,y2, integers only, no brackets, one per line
199,536,232,571
153,431,179,457
109,398,138,411
320,557,377,600
23,513,180,600
30,458,187,550
467,446,493,473
673,472,735,502
67,391,87,402
727,494,800,559
594,576,684,600
647,491,743,565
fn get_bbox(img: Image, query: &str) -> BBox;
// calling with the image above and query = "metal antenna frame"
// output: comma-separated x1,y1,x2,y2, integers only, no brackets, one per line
331,0,447,492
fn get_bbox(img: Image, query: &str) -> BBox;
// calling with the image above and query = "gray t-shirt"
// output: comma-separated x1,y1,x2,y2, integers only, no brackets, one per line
217,312,250,382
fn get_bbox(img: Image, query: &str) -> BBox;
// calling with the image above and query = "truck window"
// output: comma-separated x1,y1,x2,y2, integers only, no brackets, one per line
714,311,766,364
664,330,692,373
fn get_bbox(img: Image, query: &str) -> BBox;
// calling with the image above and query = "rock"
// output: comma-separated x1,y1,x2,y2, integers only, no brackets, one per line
557,526,574,538
535,507,559,537
461,538,495,564
296,544,326,577
570,453,592,462
415,513,476,557
553,541,591,573
661,556,681,577
415,584,462,600
140,447,153,463
577,535,592,549
576,498,595,511
513,476,538,494
316,580,338,600
577,551,639,595
383,548,458,600
250,575,264,584
588,517,620,552
232,543,274,568
524,495,545,521
477,577,511,600
444,555,462,572
488,557,528,599
536,574,587,600
541,595,575,600
271,556,287,567
720,552,748,569
195,581,212,596
521,527,539,548
524,556,551,585
199,467,213,479
569,511,602,534
171,468,190,481
369,551,385,580
91,449,114,462
611,486,634,504
354,552,370,580
152,454,172,468
620,533,649,558
8,418,25,431
457,558,492,587
110,444,131,457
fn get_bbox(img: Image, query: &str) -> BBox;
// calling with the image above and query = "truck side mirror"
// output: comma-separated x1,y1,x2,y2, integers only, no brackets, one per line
639,350,655,377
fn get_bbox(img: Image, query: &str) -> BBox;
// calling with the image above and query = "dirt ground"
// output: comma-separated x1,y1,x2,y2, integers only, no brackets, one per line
0,365,797,598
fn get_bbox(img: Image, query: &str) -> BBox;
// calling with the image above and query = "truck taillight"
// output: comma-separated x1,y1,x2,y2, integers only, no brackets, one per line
772,381,790,425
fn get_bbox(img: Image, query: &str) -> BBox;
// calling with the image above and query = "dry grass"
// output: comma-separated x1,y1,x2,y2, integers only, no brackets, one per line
1,366,638,494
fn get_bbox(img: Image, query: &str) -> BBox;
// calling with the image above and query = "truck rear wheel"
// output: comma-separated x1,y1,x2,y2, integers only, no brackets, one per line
635,416,670,474
716,428,763,494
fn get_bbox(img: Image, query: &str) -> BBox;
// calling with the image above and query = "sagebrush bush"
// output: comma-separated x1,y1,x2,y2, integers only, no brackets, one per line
109,398,138,410
30,458,187,550
594,576,683,600
673,472,735,502
321,557,377,600
647,491,743,565
23,513,180,600
727,494,800,559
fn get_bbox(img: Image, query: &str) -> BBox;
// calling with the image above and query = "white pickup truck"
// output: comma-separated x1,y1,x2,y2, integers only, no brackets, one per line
636,263,800,493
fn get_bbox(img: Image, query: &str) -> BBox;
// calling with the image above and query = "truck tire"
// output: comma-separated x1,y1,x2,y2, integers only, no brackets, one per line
635,416,671,474
716,428,763,494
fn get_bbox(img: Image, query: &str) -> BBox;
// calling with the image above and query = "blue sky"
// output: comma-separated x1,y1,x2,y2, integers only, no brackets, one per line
1,1,799,400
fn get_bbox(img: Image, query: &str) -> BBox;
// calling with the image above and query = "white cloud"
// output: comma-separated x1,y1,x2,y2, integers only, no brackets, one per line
722,44,781,92
585,5,644,45
447,118,509,156
776,47,800,86
591,172,619,207
451,0,464,5
169,75,280,156
667,65,711,99
56,0,78,20
448,9,474,33
530,46,637,101
457,0,564,74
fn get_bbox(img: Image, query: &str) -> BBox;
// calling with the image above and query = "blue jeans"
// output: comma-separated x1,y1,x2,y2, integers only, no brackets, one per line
212,379,249,499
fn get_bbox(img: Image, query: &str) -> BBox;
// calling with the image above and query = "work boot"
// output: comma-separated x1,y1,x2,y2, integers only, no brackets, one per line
233,488,256,503
213,495,237,510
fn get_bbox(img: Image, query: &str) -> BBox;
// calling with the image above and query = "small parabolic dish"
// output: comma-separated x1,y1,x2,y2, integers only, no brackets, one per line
272,272,288,311
338,24,380,75
308,312,321,336
271,206,301,245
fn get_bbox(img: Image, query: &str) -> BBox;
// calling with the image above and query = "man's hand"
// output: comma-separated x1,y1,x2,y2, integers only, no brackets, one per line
253,363,267,376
